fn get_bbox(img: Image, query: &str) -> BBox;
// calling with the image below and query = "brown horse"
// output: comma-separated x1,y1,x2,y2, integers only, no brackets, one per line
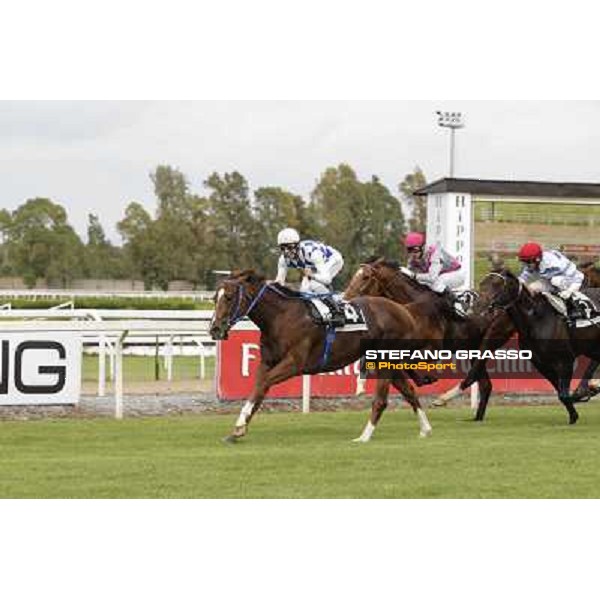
344,258,516,421
210,270,434,442
579,262,600,288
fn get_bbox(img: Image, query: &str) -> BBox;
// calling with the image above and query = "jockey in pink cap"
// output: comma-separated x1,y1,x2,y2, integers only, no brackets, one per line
404,232,465,294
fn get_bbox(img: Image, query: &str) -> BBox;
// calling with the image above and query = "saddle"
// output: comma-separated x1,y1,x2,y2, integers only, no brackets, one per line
542,291,600,327
305,294,368,331
440,290,477,319
454,290,478,317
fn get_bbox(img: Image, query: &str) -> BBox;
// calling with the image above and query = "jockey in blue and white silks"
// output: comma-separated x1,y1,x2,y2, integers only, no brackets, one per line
517,242,584,297
517,242,594,322
275,228,344,294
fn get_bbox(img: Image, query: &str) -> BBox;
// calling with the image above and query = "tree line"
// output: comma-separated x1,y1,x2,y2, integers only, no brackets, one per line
0,164,427,289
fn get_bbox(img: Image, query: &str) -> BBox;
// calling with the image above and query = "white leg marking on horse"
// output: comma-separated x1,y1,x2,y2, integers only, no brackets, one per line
353,420,375,443
434,383,462,406
417,408,432,437
355,376,366,396
235,401,253,427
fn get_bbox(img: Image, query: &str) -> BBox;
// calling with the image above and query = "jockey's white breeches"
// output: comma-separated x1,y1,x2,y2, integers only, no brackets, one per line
550,271,584,294
300,255,344,293
428,269,466,293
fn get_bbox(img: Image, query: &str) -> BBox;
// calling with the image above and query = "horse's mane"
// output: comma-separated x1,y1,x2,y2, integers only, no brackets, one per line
229,269,266,286
490,268,554,314
363,255,402,269
269,282,305,298
579,261,600,273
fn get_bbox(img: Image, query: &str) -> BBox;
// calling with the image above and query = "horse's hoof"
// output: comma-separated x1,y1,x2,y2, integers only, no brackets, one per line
569,415,579,425
352,437,369,443
419,429,432,438
222,435,239,444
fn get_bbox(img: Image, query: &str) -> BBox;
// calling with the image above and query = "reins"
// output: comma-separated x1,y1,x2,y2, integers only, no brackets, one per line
482,272,523,313
227,281,269,327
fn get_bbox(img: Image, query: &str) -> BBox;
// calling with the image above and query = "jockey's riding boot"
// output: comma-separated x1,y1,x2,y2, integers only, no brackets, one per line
323,297,346,328
442,289,467,319
564,300,578,327
330,304,346,328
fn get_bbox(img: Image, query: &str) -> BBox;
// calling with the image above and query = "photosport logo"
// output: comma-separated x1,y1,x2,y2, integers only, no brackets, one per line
359,339,546,380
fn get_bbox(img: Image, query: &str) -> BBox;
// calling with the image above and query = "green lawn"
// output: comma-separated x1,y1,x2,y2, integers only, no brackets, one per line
81,354,215,382
474,201,600,226
1,404,600,498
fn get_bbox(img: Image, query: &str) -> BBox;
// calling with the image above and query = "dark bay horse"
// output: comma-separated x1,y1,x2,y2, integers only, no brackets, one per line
210,270,434,442
343,258,516,422
580,262,600,288
477,269,600,424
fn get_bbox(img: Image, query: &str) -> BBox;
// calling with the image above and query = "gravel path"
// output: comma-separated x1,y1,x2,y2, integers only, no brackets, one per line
0,389,560,420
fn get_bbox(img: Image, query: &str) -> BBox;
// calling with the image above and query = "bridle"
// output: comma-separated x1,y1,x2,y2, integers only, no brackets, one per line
481,272,523,313
214,279,269,331
356,262,429,300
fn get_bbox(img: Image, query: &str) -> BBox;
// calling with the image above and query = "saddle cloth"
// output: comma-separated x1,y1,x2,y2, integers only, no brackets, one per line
542,291,600,328
306,296,368,331
454,290,478,317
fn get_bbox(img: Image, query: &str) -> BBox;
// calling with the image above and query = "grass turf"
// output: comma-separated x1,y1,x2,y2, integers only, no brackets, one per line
81,354,215,382
1,403,600,498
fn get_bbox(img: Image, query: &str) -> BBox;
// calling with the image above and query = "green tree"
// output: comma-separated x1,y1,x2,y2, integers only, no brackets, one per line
150,165,214,286
399,166,427,233
117,202,171,290
84,213,127,279
205,171,256,272
7,198,84,288
151,165,191,219
252,186,309,274
310,164,406,286
0,209,12,275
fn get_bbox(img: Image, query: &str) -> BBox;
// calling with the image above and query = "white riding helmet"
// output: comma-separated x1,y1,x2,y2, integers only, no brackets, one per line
277,227,300,246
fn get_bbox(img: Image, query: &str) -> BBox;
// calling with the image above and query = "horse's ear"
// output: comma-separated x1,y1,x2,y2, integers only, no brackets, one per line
364,255,382,264
245,270,265,286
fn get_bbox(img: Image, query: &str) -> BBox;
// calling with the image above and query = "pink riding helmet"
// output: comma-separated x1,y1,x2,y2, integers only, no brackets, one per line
404,232,425,248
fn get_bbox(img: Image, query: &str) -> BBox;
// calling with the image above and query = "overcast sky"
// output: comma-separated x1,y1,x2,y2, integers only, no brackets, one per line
2,100,600,243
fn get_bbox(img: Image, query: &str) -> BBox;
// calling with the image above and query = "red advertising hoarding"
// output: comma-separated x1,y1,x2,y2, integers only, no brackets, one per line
216,329,568,400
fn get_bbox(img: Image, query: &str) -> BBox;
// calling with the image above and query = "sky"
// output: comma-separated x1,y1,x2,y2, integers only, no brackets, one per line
2,100,600,244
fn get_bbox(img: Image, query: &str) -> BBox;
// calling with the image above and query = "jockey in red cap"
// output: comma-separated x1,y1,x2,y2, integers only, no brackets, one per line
517,242,592,323
517,242,583,296
404,232,464,294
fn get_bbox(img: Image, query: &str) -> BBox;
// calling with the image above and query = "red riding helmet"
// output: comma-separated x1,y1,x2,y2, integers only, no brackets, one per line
518,242,543,262
405,232,425,249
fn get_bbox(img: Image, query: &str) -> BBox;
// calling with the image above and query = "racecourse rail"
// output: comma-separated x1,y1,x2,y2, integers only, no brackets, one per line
0,305,303,418
0,306,221,418
0,289,216,301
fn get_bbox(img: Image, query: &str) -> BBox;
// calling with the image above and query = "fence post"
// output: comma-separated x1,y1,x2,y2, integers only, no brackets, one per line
114,330,128,419
165,335,174,381
470,382,480,411
302,374,311,413
98,336,106,397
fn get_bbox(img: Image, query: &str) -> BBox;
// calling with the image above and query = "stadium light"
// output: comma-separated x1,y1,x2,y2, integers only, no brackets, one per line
436,110,465,177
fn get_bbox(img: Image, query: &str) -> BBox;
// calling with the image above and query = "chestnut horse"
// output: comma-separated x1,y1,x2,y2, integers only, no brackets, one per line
477,269,600,424
210,270,434,442
343,258,516,422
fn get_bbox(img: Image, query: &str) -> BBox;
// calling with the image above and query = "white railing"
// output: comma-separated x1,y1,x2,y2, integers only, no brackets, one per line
0,289,216,301
0,307,219,418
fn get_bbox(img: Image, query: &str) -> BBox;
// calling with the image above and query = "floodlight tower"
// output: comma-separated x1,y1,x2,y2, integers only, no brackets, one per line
436,111,465,177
